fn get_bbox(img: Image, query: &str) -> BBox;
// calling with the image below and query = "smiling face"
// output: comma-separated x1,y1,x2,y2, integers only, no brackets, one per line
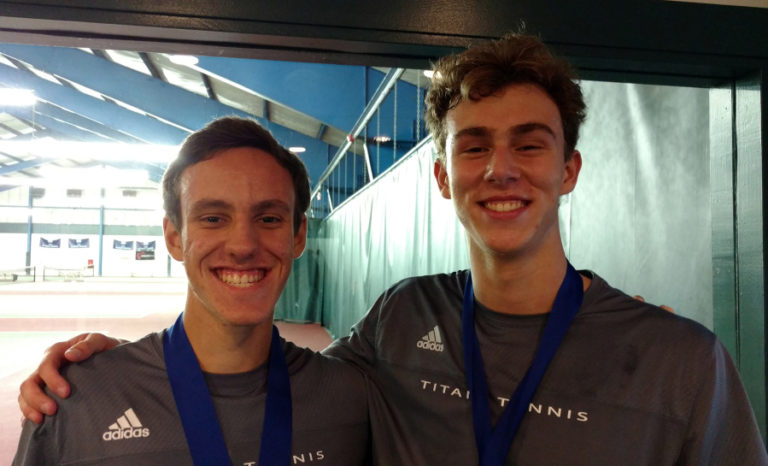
164,147,307,329
435,83,581,262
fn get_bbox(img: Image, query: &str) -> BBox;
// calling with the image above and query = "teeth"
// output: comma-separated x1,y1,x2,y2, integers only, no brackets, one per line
485,200,525,212
217,270,264,287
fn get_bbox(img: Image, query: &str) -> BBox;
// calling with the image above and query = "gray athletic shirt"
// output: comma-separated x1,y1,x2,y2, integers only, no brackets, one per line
14,331,370,466
325,270,768,465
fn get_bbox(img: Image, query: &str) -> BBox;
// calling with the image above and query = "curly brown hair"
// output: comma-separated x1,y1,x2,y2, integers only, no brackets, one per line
425,33,586,161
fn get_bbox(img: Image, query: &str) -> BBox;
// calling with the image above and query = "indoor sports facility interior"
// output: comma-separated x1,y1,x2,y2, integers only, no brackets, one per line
0,2,766,462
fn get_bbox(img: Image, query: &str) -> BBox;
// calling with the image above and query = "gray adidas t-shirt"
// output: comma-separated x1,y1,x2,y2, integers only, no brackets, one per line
14,331,370,466
326,270,768,465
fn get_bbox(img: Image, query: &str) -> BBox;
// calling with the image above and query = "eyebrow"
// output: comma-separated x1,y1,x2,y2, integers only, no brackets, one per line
188,199,232,215
453,122,556,140
188,198,292,216
509,122,556,138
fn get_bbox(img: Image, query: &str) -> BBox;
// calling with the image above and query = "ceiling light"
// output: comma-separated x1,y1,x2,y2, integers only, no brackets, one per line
373,135,392,143
36,166,150,187
0,88,36,106
0,140,178,163
288,146,306,154
168,54,199,66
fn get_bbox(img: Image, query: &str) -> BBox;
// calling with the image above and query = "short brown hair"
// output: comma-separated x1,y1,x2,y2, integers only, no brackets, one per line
425,33,586,160
162,117,310,232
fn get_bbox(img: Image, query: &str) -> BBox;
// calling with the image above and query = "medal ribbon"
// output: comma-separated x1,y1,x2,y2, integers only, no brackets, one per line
163,313,292,466
462,263,583,465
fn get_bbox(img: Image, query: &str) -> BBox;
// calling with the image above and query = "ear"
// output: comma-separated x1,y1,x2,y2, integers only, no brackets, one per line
293,214,308,259
434,159,452,199
560,150,582,195
163,217,184,262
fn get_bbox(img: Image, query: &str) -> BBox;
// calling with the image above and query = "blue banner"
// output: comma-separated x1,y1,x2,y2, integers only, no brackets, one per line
68,238,90,248
113,240,134,251
40,237,61,248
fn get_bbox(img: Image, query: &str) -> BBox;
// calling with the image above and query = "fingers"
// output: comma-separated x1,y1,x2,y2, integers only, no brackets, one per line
634,295,674,314
38,340,77,398
64,333,123,362
18,374,57,425
17,332,126,425
660,304,675,314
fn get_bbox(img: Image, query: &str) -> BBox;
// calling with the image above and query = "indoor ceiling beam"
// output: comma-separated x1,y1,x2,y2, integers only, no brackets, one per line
15,101,143,142
0,44,248,132
0,157,53,175
195,56,368,133
0,61,188,144
3,105,117,142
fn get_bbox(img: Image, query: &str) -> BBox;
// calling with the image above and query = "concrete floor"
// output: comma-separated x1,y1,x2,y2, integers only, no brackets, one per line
0,277,332,464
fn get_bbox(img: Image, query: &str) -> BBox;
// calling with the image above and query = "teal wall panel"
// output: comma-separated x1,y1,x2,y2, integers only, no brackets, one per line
274,219,325,323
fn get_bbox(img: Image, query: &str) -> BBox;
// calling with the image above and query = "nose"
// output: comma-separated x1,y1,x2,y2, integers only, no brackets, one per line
226,219,258,261
484,147,520,184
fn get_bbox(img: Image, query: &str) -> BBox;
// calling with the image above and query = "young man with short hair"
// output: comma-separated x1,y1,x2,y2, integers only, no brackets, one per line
323,33,767,464
13,117,369,465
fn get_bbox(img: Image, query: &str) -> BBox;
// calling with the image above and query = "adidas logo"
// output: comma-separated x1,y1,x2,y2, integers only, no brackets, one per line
416,325,444,352
102,408,150,441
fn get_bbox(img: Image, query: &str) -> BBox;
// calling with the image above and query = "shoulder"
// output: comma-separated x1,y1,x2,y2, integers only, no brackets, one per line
384,270,467,296
579,271,717,352
371,270,468,315
75,330,163,362
58,331,168,404
21,332,172,462
284,339,365,385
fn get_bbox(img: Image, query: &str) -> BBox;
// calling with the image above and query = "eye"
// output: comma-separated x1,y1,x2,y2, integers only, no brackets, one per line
258,215,284,226
458,144,490,158
198,215,226,226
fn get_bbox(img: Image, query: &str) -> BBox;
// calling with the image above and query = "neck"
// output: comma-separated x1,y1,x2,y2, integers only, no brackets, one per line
469,240,585,315
181,294,273,374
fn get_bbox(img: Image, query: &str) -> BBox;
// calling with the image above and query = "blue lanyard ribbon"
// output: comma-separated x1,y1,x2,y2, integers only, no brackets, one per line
462,263,583,466
163,313,292,466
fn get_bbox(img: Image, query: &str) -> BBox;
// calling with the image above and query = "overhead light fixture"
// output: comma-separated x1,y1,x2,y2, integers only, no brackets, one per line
373,135,392,143
288,146,306,154
36,166,150,187
168,54,199,66
0,140,179,163
0,88,36,106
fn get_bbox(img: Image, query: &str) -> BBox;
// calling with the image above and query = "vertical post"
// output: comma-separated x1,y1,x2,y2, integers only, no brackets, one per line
710,85,737,358
734,73,765,438
98,190,105,277
26,186,33,270
363,144,374,183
